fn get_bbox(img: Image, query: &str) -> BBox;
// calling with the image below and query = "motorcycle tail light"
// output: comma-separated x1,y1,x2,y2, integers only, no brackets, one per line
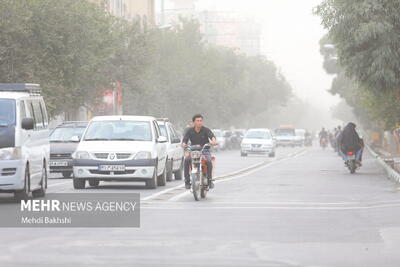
347,151,354,155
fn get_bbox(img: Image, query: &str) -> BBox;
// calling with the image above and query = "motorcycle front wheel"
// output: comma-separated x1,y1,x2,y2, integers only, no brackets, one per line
191,173,200,201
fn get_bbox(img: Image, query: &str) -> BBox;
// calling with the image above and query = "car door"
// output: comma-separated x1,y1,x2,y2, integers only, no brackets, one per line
153,121,166,175
168,124,182,171
26,100,43,185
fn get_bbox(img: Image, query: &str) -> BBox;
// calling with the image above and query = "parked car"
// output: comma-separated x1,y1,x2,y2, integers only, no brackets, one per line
157,118,184,181
49,121,88,178
212,129,226,150
275,126,296,147
72,116,168,189
294,129,306,147
241,128,276,157
0,83,50,200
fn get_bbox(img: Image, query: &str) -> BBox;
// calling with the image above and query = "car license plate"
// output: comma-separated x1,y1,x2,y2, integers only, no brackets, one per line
50,161,68,167
98,165,126,171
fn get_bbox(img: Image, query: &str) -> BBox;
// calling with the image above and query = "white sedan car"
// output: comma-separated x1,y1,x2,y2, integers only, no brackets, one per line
72,116,168,189
241,128,276,157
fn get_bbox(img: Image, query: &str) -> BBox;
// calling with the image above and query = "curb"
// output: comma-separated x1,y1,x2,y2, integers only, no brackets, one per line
367,146,400,183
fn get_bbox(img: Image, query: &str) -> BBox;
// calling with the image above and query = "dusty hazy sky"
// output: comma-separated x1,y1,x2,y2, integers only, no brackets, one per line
160,0,341,112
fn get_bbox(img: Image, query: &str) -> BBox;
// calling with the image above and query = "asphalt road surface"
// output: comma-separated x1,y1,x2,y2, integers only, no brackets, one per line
1,146,400,267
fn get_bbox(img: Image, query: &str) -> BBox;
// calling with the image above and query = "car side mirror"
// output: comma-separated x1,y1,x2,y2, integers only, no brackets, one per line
70,136,80,142
157,136,167,143
21,118,34,130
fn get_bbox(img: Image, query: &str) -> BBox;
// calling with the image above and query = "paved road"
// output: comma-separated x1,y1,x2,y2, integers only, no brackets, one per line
1,146,400,266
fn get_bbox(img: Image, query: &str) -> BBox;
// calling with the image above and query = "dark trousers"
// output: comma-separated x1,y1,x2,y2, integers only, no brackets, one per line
184,152,213,183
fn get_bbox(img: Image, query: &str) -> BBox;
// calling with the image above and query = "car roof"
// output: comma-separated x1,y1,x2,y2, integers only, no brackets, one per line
0,92,38,100
247,128,271,132
90,115,156,122
56,121,88,128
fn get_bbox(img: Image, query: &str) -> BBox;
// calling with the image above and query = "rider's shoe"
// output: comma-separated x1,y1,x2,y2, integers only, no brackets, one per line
185,182,191,189
208,179,214,189
356,160,362,167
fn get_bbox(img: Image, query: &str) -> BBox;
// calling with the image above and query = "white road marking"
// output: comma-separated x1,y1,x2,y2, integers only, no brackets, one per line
47,181,72,188
168,150,307,202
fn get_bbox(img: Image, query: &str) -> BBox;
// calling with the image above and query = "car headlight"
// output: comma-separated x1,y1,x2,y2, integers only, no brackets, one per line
241,143,250,147
0,147,21,160
72,151,90,159
134,151,152,160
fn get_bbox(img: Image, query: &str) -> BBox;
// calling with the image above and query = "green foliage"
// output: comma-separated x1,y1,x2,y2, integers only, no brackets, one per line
315,0,400,94
0,0,122,115
316,0,400,129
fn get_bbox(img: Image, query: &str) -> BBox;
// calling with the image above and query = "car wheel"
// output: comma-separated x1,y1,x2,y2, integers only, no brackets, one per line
14,164,30,201
174,159,183,180
157,164,167,186
166,159,173,182
269,152,275,158
32,163,47,198
241,151,247,157
146,165,158,189
73,178,86,189
88,179,100,187
62,171,72,178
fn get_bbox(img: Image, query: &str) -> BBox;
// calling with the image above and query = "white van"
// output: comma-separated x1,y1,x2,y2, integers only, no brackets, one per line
0,84,50,200
72,116,168,189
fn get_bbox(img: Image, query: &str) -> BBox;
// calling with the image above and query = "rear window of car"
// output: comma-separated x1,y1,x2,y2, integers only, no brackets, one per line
276,129,295,136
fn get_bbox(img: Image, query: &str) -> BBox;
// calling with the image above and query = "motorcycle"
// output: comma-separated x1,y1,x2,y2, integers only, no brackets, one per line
186,144,215,201
345,151,359,174
320,137,328,149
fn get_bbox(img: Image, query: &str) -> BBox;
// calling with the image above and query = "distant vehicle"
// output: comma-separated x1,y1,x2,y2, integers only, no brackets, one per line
275,126,296,147
212,129,226,150
241,128,276,157
223,130,233,149
294,129,306,147
157,118,184,181
0,83,50,200
72,116,168,189
230,130,244,149
49,121,88,178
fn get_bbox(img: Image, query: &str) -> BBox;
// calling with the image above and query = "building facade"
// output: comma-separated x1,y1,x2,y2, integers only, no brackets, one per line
90,0,155,23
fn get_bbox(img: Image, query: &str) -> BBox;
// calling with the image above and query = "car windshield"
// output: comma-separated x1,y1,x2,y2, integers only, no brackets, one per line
83,121,152,141
245,130,271,139
276,129,295,136
0,99,16,126
50,127,86,142
159,125,168,137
